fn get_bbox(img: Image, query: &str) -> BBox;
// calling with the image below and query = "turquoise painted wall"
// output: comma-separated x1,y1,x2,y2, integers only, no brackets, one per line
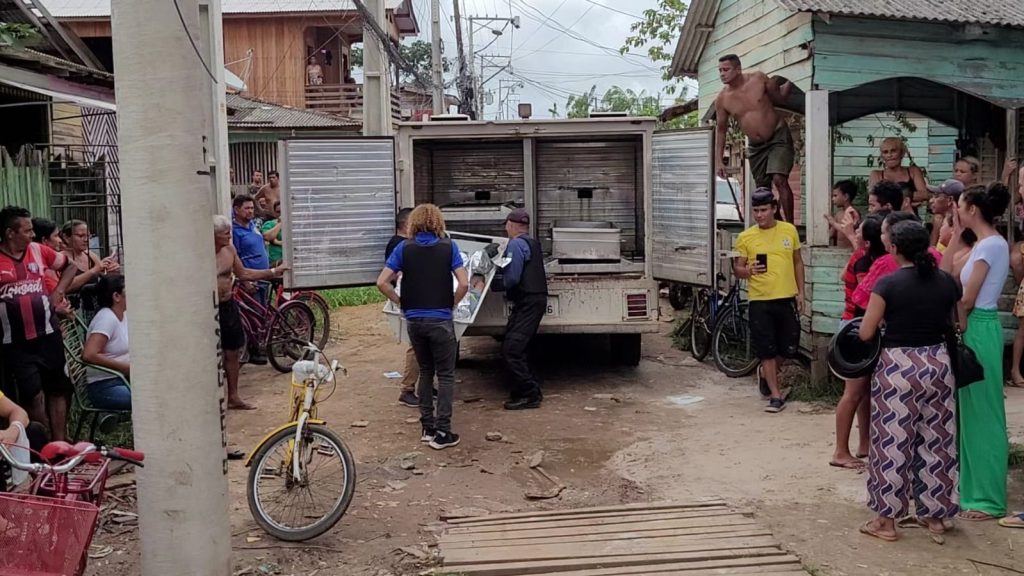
696,0,814,118
812,16,1024,101
833,114,957,184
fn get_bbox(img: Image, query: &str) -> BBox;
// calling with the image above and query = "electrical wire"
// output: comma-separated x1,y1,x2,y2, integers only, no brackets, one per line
512,0,568,50
172,0,217,83
516,3,595,60
579,0,643,20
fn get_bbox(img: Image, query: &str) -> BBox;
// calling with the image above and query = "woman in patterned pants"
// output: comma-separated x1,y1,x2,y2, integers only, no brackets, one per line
857,220,960,541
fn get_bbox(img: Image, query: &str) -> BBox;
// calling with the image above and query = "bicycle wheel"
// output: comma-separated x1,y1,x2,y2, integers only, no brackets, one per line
267,301,315,373
247,423,356,541
295,292,331,351
689,289,712,361
712,302,759,378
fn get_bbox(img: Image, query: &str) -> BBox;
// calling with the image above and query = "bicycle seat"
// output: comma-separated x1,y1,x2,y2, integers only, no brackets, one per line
40,441,94,462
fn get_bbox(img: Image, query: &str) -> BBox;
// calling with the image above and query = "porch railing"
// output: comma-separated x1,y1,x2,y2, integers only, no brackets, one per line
304,83,402,121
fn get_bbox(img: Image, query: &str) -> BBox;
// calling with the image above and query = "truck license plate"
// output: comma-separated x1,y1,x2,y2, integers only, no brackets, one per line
504,296,559,317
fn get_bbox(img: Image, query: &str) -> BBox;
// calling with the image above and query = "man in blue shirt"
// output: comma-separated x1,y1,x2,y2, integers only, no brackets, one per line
501,208,548,410
377,204,468,450
232,194,271,310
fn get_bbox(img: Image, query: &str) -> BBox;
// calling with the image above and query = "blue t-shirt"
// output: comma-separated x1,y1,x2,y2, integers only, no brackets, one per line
233,219,270,271
385,232,464,320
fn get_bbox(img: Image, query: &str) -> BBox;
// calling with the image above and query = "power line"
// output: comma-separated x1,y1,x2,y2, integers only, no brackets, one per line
517,3,595,60
172,0,217,83
512,0,568,50
580,0,643,20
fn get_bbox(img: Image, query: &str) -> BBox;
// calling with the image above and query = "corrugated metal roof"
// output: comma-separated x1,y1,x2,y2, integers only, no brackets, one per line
44,0,404,18
669,0,720,78
774,0,1024,28
226,94,359,129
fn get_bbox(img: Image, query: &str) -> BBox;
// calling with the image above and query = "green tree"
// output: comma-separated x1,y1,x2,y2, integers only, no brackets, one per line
0,23,41,49
565,85,597,119
564,84,696,128
620,0,688,95
350,40,450,85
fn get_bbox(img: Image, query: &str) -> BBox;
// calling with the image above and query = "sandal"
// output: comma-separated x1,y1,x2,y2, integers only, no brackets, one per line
999,512,1024,529
859,520,898,542
957,510,997,522
829,459,866,470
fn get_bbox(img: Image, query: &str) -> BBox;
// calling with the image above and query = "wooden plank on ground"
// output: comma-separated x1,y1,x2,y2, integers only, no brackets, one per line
443,516,759,542
523,557,805,576
443,537,782,566
445,510,749,535
445,547,790,575
445,499,727,524
443,505,734,528
440,527,771,548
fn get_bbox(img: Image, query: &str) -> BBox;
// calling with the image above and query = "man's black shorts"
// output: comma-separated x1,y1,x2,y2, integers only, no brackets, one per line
219,300,246,352
749,297,800,360
1,332,73,402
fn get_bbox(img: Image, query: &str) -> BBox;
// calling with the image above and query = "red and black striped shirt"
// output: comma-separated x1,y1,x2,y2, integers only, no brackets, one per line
0,243,67,344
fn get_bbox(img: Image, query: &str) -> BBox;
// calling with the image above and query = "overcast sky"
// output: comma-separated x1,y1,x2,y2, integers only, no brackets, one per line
404,0,695,119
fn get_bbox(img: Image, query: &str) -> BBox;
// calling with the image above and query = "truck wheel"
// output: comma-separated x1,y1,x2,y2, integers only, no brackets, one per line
610,334,642,366
668,284,691,310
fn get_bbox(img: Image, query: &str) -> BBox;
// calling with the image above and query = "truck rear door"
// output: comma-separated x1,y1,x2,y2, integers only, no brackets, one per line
280,138,396,288
650,128,715,287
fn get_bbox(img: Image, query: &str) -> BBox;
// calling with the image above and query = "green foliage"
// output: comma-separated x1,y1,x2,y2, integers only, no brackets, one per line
321,287,385,308
349,40,450,85
566,85,597,119
564,84,697,129
620,0,688,95
0,23,41,48
864,111,920,167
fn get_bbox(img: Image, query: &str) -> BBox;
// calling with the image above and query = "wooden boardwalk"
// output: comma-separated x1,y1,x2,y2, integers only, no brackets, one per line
436,499,807,575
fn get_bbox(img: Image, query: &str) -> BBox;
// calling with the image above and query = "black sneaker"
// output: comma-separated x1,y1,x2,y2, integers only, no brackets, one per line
420,427,435,443
429,430,460,450
398,391,419,407
765,397,786,413
504,396,542,410
757,365,771,398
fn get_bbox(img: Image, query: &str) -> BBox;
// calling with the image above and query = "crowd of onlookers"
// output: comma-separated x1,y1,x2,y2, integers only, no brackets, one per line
821,140,1024,538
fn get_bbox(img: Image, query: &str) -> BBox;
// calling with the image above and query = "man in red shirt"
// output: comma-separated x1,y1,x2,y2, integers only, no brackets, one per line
0,206,78,441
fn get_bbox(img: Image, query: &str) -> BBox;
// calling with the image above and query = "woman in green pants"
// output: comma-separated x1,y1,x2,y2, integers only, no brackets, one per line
941,182,1011,521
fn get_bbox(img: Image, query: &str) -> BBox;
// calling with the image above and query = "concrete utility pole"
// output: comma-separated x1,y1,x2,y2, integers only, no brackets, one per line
466,20,476,118
198,0,230,215
110,1,231,574
430,0,444,115
362,0,392,135
452,0,471,117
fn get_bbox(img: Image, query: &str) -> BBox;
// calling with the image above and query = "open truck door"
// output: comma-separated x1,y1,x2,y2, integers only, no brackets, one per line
650,128,716,288
280,138,396,289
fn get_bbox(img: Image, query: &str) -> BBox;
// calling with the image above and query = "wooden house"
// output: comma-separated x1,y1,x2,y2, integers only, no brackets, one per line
671,0,1024,382
47,0,418,120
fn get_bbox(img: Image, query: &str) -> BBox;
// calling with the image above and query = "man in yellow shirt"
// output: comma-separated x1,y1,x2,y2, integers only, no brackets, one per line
734,188,805,413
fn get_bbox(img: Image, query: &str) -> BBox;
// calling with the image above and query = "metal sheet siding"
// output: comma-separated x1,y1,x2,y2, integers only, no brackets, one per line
535,141,640,257
650,130,715,287
418,141,525,206
282,139,396,288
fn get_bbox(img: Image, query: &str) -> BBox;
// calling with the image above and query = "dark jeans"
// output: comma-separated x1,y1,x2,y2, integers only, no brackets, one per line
87,377,132,411
406,318,457,433
503,295,546,399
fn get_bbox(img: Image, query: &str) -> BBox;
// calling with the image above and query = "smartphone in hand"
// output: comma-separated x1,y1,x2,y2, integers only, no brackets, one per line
755,253,768,272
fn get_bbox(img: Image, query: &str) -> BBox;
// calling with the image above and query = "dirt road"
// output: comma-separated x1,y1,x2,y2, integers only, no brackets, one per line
90,302,1024,575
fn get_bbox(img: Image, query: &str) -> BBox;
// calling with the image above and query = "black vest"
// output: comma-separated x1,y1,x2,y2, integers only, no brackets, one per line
507,235,548,301
400,239,455,310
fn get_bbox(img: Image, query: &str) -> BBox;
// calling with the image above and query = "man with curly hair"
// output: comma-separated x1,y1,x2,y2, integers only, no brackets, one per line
377,204,469,450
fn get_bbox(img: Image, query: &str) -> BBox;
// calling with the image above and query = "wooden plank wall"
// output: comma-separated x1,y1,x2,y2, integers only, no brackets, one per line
812,16,1024,101
833,114,956,184
695,0,813,119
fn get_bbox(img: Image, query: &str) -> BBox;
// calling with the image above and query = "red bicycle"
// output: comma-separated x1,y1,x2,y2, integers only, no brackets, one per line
0,440,145,576
271,282,331,352
234,281,315,373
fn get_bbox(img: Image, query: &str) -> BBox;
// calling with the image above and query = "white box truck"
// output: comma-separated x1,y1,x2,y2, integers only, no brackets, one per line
280,117,716,365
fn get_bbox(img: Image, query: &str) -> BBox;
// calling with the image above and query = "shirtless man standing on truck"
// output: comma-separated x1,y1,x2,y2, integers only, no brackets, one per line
714,54,796,223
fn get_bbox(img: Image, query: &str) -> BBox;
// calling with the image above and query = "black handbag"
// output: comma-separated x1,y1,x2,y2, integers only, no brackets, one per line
948,311,984,389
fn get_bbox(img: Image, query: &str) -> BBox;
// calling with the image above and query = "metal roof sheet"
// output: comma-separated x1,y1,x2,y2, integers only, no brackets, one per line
774,0,1024,28
226,93,359,129
44,0,404,18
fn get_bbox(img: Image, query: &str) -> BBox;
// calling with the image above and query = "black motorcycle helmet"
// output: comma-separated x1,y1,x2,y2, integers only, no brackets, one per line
827,317,882,379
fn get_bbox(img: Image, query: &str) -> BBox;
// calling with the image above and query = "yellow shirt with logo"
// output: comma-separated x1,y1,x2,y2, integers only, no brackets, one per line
735,221,801,301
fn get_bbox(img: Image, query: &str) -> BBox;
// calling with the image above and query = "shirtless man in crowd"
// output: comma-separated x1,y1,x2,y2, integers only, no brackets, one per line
213,214,285,410
714,54,796,223
255,171,281,219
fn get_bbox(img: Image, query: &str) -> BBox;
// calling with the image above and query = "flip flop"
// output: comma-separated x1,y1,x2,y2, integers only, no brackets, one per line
829,459,865,470
227,449,245,460
856,452,869,459
859,520,898,542
1007,380,1024,388
957,510,997,522
998,512,1024,528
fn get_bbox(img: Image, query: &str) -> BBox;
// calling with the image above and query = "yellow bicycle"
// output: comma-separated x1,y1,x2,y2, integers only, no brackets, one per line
244,342,355,541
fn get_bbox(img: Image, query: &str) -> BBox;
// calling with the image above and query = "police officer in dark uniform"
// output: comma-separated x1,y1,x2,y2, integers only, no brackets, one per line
501,208,548,410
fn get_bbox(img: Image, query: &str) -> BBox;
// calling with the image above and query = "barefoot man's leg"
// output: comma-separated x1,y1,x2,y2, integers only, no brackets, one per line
224,348,253,410
773,173,795,223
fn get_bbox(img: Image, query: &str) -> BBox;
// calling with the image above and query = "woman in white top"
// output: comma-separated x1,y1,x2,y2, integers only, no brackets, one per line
82,274,131,411
941,182,1011,522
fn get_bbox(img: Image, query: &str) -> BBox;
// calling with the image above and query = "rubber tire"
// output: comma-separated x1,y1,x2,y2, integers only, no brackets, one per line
668,283,691,311
689,290,712,361
610,334,642,366
295,292,331,351
246,423,356,542
267,300,315,373
711,302,759,378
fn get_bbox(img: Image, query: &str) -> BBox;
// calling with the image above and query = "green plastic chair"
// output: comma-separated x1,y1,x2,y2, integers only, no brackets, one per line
62,314,132,442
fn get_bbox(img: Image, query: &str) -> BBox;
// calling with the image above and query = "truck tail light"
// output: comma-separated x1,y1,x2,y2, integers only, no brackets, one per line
625,293,649,319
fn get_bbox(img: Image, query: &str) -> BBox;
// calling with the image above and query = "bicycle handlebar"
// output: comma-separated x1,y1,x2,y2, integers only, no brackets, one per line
0,442,145,476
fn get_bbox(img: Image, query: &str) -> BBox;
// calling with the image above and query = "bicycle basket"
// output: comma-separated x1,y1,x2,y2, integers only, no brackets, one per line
0,493,99,575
